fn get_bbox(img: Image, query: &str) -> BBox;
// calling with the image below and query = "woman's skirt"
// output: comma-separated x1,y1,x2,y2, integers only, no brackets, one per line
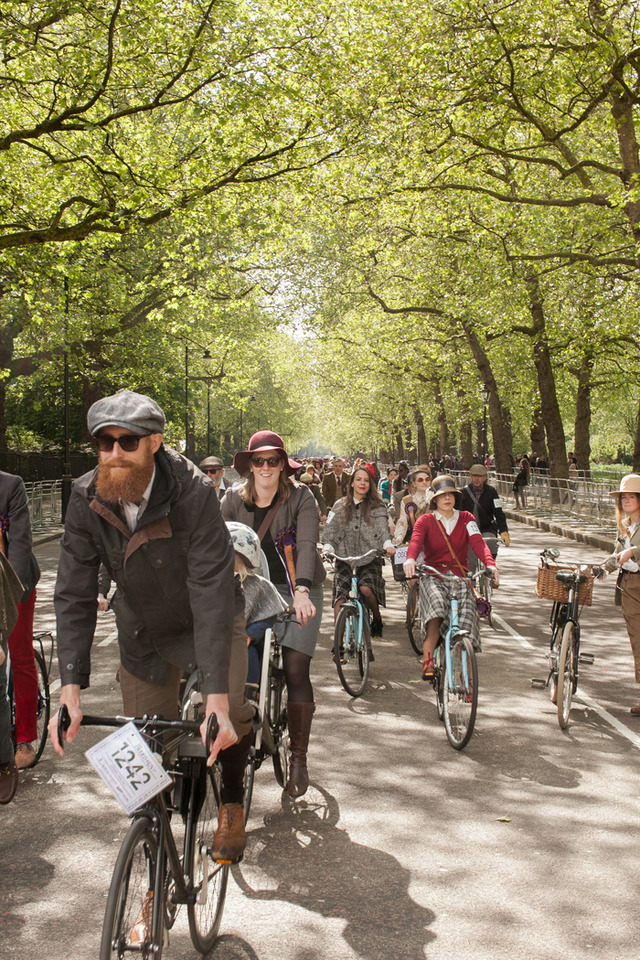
275,583,324,658
418,573,480,648
332,559,386,608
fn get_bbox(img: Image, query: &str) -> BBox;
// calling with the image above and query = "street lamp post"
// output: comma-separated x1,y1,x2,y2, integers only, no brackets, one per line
184,343,212,461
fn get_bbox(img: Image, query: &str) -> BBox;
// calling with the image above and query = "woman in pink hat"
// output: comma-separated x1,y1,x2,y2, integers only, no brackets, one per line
221,431,325,798
609,475,640,713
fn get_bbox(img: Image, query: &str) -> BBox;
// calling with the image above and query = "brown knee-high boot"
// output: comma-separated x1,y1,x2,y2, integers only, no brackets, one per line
286,701,315,798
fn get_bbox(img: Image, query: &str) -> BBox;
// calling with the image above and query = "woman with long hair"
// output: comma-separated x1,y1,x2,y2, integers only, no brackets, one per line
221,431,325,798
322,466,396,647
609,475,640,713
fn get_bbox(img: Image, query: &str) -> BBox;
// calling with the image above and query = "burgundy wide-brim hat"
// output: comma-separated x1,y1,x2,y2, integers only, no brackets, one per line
232,430,302,478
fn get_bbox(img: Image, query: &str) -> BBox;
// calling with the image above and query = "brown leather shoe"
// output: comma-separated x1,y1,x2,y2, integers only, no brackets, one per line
211,803,246,862
0,762,18,805
629,704,640,716
14,742,37,770
129,890,153,945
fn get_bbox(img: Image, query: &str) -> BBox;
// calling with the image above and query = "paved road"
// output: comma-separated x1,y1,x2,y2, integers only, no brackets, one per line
3,523,640,960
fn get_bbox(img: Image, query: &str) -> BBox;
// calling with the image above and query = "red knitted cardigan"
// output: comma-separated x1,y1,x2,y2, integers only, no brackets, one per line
406,510,495,573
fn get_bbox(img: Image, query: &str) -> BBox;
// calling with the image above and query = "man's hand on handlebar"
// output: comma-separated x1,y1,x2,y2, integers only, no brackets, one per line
203,693,237,766
49,684,83,757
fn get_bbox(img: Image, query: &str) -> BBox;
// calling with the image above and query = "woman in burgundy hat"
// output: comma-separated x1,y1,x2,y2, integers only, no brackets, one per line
221,430,325,798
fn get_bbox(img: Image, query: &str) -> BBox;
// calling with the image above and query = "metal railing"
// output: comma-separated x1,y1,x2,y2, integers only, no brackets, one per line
26,480,62,531
451,470,618,528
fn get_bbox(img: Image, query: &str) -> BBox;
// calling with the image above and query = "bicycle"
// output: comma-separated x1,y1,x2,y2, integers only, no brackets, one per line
532,548,601,729
7,631,52,767
469,533,500,628
57,704,229,959
326,548,385,698
181,610,296,822
415,565,487,750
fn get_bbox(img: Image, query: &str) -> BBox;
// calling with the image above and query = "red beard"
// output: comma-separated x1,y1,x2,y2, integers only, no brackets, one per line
95,458,154,504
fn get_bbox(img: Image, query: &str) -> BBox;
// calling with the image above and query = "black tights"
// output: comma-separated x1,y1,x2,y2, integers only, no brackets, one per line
283,647,313,703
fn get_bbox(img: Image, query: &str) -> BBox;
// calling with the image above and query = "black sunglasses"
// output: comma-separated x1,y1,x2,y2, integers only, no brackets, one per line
94,433,149,452
251,456,282,468
204,467,223,474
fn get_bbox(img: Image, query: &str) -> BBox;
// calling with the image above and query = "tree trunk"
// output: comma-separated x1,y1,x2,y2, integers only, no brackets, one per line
574,354,593,475
414,407,428,463
525,274,568,481
529,408,547,460
433,381,449,457
633,397,640,472
462,322,513,473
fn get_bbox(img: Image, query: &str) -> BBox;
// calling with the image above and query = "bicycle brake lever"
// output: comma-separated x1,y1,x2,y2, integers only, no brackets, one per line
57,704,71,747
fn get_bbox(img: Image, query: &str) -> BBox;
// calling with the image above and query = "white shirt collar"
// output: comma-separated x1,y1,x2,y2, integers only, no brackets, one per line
121,466,156,532
434,508,459,535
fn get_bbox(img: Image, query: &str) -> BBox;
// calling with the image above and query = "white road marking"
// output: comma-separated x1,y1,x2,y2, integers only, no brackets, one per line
491,613,534,648
98,630,118,647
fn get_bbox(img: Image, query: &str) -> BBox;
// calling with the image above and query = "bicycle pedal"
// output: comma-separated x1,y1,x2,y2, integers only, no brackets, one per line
578,653,595,665
530,678,547,688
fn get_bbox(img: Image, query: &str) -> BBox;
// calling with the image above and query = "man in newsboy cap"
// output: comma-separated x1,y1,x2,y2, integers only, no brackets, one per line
52,390,254,866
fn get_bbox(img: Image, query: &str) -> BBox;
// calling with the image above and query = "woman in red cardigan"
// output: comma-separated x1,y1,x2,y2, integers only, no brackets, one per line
403,475,499,680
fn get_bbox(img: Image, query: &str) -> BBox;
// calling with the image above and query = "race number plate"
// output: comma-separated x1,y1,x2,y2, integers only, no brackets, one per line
85,721,172,814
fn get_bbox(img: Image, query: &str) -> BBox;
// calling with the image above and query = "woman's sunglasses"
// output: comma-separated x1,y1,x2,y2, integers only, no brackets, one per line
94,433,148,452
251,456,282,468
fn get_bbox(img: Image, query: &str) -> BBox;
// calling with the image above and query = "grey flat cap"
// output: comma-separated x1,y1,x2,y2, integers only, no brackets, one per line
199,456,224,470
88,389,165,436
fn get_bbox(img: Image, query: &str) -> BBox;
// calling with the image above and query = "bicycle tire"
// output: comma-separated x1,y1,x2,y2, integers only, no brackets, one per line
32,647,50,765
557,621,577,729
187,766,229,953
434,645,445,721
405,580,423,655
243,751,255,821
268,657,289,788
100,816,164,960
334,605,369,698
442,635,478,750
481,571,493,628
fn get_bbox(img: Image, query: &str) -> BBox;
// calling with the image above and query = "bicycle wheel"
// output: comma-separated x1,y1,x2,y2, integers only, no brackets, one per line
100,817,164,960
269,663,289,788
187,766,229,953
480,572,493,628
32,647,50,764
243,751,255,821
334,605,369,698
442,635,478,750
557,621,577,729
434,645,445,721
405,580,423,655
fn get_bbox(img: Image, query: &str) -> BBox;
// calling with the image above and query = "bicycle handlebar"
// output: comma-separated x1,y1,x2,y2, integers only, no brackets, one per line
56,705,219,754
540,548,606,580
323,548,387,563
416,564,489,584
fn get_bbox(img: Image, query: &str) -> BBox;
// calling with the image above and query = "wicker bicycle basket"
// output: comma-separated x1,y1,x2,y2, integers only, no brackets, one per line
536,561,594,606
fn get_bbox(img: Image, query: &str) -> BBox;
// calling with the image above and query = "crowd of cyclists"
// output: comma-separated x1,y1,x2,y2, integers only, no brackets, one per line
2,390,639,960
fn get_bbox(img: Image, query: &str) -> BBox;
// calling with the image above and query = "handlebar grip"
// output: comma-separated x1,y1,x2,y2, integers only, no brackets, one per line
205,712,219,754
57,704,71,746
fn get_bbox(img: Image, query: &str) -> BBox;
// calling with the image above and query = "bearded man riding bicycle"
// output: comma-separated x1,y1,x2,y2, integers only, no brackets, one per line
50,390,255,863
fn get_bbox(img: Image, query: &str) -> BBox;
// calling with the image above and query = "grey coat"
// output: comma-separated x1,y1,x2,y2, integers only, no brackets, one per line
220,483,326,589
323,498,390,568
0,471,40,600
54,446,240,696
